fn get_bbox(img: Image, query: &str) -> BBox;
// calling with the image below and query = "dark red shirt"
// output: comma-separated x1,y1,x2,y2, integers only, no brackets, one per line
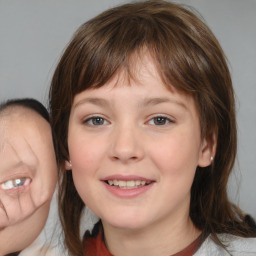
84,232,202,256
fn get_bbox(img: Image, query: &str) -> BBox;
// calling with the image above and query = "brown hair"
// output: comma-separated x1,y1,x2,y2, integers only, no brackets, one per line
49,1,256,255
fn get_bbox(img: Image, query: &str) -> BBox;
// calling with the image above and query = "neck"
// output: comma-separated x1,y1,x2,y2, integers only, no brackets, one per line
102,212,201,256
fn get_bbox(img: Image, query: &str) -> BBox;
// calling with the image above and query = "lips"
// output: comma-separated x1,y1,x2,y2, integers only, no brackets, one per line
102,175,155,197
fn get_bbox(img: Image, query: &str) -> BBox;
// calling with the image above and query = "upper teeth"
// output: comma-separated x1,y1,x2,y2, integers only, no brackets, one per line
107,180,150,188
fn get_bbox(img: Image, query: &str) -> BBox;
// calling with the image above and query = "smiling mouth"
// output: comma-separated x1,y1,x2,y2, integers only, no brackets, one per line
105,180,153,189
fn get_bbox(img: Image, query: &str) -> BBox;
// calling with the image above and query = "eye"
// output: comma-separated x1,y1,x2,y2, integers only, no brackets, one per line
148,116,173,126
84,116,109,126
0,177,31,190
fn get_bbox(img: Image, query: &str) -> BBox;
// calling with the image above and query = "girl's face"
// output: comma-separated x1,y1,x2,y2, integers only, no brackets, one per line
67,54,214,232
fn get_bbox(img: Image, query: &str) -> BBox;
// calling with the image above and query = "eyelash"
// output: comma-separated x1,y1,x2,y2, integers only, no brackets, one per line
83,115,174,127
0,177,31,190
147,115,174,126
83,116,109,126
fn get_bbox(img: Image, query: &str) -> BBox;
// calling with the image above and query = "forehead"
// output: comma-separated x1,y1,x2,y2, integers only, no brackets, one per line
0,106,52,168
0,106,50,140
113,50,164,87
0,106,43,122
74,52,193,104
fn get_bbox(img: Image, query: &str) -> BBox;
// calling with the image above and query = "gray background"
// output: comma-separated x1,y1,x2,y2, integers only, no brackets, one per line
0,0,255,223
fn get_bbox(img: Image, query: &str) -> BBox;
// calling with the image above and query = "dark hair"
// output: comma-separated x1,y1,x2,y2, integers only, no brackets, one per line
49,1,256,255
0,98,49,122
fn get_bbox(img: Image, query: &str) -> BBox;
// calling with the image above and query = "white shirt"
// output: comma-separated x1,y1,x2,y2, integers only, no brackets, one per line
195,234,256,256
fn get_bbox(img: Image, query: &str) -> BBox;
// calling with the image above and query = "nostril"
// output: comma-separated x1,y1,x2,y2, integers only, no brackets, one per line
111,155,139,162
112,156,120,161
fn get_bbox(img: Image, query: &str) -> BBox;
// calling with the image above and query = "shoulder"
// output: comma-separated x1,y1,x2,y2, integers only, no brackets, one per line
19,243,59,256
219,234,256,255
18,234,66,256
195,234,256,256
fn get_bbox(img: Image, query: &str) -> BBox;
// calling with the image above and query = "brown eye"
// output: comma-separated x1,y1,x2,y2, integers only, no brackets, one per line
148,116,173,126
153,117,168,125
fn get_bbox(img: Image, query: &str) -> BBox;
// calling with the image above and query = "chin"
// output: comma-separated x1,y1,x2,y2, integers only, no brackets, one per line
102,211,149,231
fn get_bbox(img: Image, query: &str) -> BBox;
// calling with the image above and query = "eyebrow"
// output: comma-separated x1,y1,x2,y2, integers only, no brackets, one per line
141,97,187,109
74,98,109,109
74,97,188,110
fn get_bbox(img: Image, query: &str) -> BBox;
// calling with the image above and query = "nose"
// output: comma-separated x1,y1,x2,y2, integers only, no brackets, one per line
109,125,144,163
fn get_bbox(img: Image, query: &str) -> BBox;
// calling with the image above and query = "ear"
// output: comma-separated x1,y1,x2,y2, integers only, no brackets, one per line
198,132,217,167
65,160,72,170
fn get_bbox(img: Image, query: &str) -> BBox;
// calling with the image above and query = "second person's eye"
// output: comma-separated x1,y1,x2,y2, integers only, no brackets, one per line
0,177,31,190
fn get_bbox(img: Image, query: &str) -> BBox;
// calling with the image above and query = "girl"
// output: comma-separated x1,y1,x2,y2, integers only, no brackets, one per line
0,98,57,255
49,1,256,255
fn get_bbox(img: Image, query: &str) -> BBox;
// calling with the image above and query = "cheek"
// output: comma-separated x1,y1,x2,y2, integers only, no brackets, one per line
69,142,104,207
42,148,57,189
68,135,107,176
149,133,200,208
73,149,95,167
31,144,57,202
149,130,201,177
68,134,109,204
35,136,57,179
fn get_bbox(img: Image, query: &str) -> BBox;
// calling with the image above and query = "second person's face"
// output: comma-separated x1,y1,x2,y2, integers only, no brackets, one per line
0,107,57,254
67,54,213,232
